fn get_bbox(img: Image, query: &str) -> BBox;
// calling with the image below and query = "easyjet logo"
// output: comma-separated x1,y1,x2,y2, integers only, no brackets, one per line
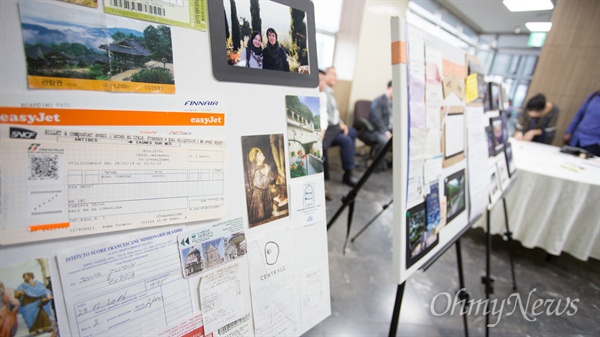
0,112,61,124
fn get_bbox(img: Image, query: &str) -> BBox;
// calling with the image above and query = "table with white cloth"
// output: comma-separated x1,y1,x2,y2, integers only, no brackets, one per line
475,139,600,261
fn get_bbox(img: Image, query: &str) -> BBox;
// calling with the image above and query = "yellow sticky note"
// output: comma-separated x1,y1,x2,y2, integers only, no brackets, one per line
465,73,478,103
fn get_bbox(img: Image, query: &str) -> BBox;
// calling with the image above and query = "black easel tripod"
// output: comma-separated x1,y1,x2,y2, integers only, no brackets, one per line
483,176,519,337
326,137,393,252
351,199,393,243
388,219,480,337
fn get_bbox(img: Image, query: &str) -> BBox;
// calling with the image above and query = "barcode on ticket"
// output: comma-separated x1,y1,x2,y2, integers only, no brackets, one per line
111,0,166,16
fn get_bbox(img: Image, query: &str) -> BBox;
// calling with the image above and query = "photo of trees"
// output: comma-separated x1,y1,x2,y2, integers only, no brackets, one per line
445,169,466,223
18,1,174,91
286,95,324,178
223,0,309,73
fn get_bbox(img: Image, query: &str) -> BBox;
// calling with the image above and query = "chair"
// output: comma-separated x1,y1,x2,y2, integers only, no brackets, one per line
352,100,378,169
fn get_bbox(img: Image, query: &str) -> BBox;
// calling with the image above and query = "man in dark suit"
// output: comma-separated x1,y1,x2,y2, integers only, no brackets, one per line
362,80,393,170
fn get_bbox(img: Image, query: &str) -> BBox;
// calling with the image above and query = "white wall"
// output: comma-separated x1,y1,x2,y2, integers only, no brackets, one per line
347,1,408,119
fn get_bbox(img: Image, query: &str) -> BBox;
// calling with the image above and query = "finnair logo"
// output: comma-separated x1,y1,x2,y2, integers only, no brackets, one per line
184,101,219,106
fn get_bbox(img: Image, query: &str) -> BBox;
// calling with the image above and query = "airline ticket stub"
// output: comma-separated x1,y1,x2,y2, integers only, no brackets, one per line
1,124,225,245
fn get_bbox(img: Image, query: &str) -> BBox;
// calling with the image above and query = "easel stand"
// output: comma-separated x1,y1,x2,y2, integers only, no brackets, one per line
482,177,518,337
326,138,393,252
350,199,393,243
389,220,479,337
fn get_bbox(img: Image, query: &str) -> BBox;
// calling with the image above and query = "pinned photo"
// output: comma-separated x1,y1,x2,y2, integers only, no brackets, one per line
406,202,439,268
242,134,289,228
178,218,248,279
445,169,466,224
208,0,318,87
491,117,504,154
286,95,324,178
0,258,59,337
18,1,175,93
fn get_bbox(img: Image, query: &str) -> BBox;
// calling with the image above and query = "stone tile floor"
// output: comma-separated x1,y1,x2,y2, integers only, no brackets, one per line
302,154,600,337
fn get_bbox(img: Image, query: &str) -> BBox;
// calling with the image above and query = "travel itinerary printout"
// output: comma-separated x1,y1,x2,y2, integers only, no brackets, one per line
0,124,225,245
56,227,205,337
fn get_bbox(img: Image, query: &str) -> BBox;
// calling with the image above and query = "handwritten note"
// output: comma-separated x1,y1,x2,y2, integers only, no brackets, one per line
442,73,465,101
57,227,204,337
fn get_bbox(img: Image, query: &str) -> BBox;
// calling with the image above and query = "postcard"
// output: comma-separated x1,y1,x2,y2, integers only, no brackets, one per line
1,124,225,245
444,168,466,224
56,227,205,337
61,0,98,8
177,217,247,279
406,201,439,268
18,0,176,93
0,258,60,337
286,95,324,178
241,134,289,228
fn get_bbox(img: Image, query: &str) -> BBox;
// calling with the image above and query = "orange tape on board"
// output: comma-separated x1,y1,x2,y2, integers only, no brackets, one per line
391,41,407,65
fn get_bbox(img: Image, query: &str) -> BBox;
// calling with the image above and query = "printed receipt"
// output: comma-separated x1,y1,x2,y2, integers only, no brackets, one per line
0,125,225,245
56,227,204,337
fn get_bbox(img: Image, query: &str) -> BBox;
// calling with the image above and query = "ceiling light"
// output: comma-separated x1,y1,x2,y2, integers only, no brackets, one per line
503,0,554,12
525,22,552,32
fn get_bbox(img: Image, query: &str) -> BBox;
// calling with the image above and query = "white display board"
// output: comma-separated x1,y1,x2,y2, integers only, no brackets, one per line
391,17,472,283
0,1,330,336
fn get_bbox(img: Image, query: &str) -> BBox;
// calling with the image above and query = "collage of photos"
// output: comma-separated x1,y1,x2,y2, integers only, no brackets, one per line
19,0,175,93
241,134,289,228
285,95,324,178
406,202,439,268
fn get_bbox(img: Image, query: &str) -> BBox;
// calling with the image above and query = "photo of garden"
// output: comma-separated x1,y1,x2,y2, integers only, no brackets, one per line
19,1,174,92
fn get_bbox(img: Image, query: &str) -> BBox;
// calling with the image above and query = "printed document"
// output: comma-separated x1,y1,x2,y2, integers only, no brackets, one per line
1,125,225,245
56,227,205,337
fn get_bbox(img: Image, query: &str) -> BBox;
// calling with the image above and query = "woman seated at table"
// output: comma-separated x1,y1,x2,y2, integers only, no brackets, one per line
514,93,559,144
